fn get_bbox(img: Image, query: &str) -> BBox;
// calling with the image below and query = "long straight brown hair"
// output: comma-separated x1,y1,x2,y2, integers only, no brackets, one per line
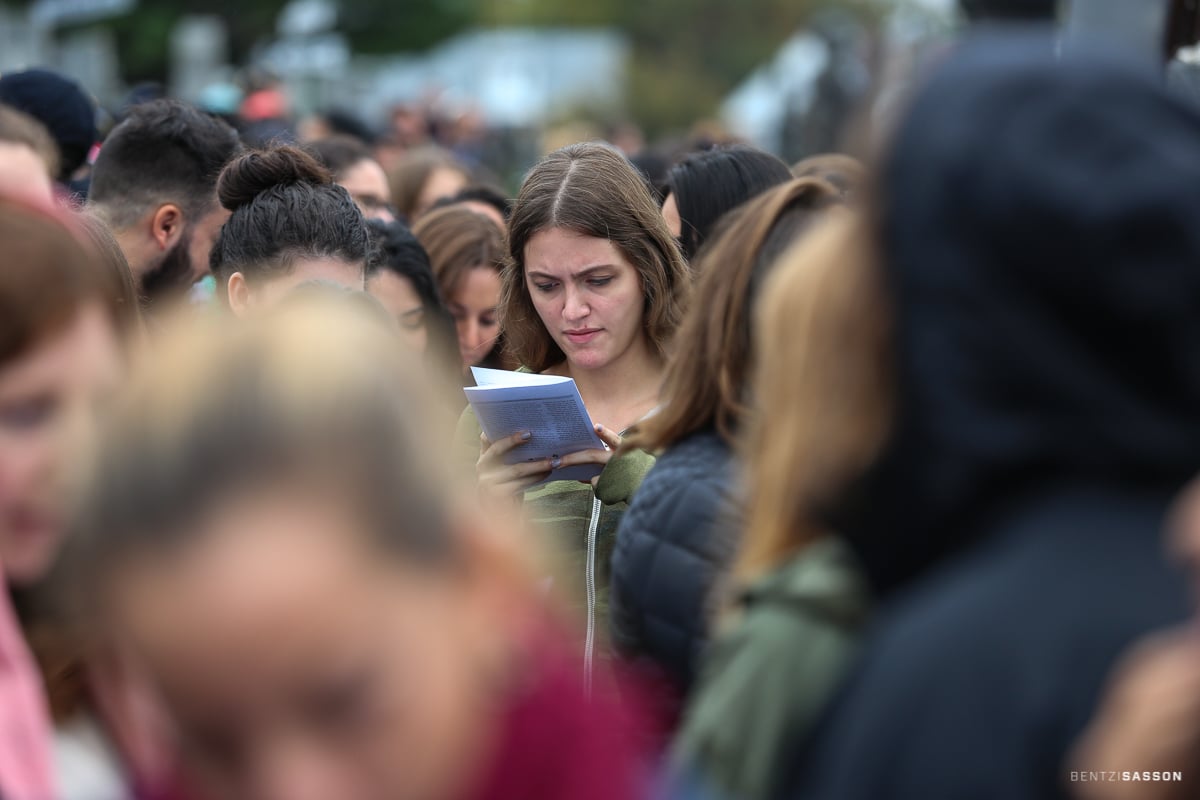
501,142,690,373
626,178,842,453
734,211,892,583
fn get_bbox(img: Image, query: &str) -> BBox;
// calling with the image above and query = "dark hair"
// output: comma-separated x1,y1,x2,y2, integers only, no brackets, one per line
366,219,444,311
210,145,369,288
429,184,512,222
627,178,842,452
366,219,460,374
960,0,1056,20
307,134,376,180
89,100,241,230
665,144,793,261
0,104,60,178
502,142,690,373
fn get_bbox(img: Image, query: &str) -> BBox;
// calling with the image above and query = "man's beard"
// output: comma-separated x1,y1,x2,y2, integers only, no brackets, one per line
140,228,197,308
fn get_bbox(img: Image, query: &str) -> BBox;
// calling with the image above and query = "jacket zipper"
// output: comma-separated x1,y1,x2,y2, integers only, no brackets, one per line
584,493,602,698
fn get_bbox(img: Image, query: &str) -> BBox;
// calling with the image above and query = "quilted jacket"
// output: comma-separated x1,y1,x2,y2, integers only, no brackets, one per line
609,429,741,701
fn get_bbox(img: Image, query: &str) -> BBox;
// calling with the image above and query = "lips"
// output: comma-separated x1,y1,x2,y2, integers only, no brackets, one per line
563,329,602,345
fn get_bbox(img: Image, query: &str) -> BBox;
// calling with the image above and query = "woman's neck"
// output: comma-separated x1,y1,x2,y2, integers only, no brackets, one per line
555,338,664,431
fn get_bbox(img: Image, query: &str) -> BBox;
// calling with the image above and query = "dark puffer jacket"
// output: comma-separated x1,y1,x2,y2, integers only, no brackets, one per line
609,429,741,703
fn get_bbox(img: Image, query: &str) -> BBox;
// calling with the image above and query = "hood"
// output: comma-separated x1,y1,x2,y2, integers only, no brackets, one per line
843,32,1200,596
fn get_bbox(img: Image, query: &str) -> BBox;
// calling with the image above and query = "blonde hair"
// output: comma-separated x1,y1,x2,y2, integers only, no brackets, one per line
734,211,892,583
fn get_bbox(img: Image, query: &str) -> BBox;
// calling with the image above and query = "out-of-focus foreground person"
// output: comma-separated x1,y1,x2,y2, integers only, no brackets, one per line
459,142,689,675
672,211,883,800
88,100,241,311
0,197,136,799
412,206,511,376
210,145,370,316
609,177,844,714
0,104,59,206
1064,479,1200,800
660,144,792,262
66,301,652,800
790,33,1200,800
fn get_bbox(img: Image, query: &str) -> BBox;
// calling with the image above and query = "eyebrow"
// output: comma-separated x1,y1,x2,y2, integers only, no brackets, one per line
527,265,616,281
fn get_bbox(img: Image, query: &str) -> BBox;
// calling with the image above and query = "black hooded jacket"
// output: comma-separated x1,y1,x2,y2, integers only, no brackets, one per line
789,33,1200,800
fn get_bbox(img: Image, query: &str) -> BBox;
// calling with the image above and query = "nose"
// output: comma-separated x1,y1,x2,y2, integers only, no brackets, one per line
458,318,485,363
562,285,589,323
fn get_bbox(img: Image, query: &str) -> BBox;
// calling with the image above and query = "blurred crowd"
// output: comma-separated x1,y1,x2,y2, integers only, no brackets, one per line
3,2,1200,800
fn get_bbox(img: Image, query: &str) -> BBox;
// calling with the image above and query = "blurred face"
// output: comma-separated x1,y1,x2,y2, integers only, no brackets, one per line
187,205,233,286
415,168,467,219
340,160,395,223
447,268,501,370
228,257,366,318
1170,478,1200,611
108,490,504,800
0,304,121,586
0,143,54,207
524,227,646,372
368,271,427,353
661,192,682,239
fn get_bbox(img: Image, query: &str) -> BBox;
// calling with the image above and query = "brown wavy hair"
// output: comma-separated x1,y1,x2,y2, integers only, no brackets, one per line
501,142,690,373
735,211,892,582
626,178,842,453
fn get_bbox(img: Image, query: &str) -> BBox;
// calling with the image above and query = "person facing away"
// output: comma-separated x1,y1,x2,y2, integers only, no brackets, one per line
673,209,883,800
87,100,242,313
457,142,690,680
659,144,793,263
609,177,844,713
63,299,653,800
787,31,1200,800
209,145,371,317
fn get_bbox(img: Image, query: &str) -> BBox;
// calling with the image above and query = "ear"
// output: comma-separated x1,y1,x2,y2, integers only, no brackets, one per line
150,204,185,252
227,272,252,317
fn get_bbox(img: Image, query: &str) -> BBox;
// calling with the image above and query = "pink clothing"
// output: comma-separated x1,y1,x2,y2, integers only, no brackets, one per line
0,570,55,800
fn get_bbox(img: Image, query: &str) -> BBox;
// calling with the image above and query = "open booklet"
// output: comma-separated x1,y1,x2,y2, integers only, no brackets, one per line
464,366,607,485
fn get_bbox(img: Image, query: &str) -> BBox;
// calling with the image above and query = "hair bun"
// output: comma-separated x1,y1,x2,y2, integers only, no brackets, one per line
218,145,333,211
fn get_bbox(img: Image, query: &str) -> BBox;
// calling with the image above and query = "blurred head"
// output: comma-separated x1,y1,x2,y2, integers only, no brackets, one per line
428,185,511,232
73,211,144,338
211,146,370,317
412,207,507,371
70,302,537,800
662,144,793,261
387,147,471,221
0,68,95,182
308,136,396,222
0,197,125,587
736,211,891,583
845,33,1200,596
0,104,59,206
502,142,690,374
628,178,843,454
365,218,454,358
89,100,242,309
790,153,865,200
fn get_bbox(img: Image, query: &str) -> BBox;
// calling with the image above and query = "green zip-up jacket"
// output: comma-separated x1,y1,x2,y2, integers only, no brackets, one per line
672,537,869,800
454,406,655,670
